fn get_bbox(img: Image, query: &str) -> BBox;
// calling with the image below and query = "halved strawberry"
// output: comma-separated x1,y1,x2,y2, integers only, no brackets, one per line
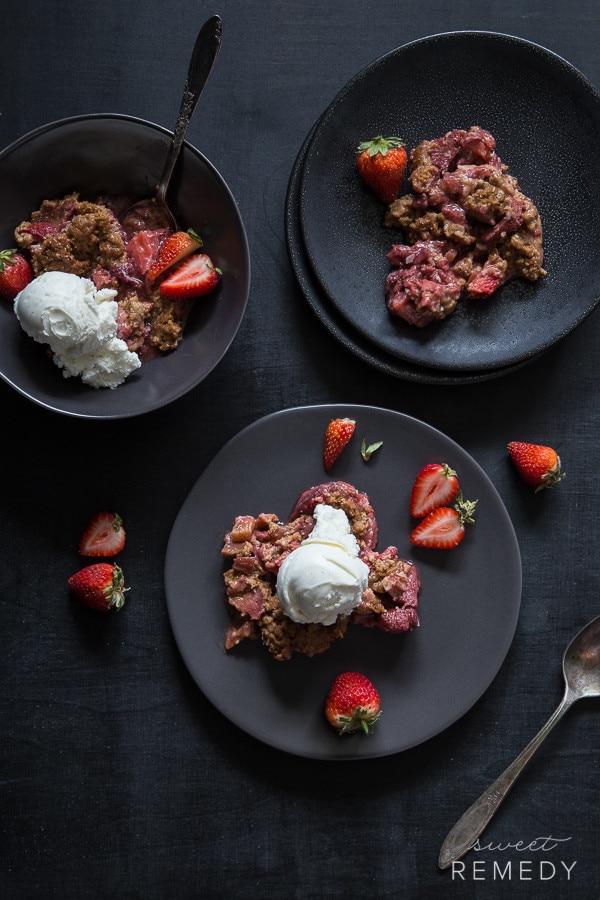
410,494,477,549
409,463,459,517
159,252,221,300
78,512,126,557
146,228,203,284
323,418,356,471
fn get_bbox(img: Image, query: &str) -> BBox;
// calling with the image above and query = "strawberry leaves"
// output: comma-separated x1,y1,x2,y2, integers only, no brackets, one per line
360,438,383,462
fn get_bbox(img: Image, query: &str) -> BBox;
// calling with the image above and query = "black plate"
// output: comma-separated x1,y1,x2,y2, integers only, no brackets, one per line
286,124,539,385
165,404,522,760
299,32,600,371
0,115,250,419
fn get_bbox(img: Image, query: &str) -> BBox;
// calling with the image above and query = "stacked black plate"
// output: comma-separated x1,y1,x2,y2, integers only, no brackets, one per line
285,32,600,384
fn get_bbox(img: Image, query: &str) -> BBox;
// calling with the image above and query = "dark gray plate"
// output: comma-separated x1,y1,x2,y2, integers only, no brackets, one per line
299,32,600,371
0,115,250,419
286,123,539,384
165,404,522,760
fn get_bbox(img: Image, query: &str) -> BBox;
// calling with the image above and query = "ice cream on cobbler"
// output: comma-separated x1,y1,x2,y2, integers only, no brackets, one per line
14,271,141,389
221,481,420,661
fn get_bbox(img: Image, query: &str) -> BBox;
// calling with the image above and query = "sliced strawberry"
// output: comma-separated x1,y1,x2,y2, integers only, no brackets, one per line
323,418,356,471
78,512,126,557
409,462,459,517
127,228,171,276
158,252,221,300
410,494,477,549
146,228,203,284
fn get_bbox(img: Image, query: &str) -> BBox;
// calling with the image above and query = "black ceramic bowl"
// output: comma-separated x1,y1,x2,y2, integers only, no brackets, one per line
0,114,250,419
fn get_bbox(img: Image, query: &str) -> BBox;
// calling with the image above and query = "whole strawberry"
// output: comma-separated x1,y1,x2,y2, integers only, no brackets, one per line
68,563,128,612
324,671,381,735
0,249,33,300
323,417,356,471
507,441,565,492
356,135,408,204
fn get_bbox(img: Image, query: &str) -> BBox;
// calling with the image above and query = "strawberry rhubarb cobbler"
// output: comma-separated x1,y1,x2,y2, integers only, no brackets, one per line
11,193,220,387
383,126,545,327
222,481,420,661
15,193,210,359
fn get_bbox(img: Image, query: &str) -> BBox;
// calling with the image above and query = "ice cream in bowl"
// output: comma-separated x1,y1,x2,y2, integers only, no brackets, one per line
13,271,141,390
0,114,250,419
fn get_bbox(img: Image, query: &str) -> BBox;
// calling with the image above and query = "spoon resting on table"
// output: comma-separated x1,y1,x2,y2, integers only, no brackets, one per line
438,613,600,870
124,14,223,232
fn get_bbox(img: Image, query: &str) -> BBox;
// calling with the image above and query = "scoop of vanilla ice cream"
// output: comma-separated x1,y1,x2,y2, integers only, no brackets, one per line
276,504,369,626
14,271,141,389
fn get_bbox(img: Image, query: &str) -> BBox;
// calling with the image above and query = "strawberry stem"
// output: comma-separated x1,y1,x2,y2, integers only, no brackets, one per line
337,707,381,735
107,564,129,610
356,135,405,157
535,460,565,492
454,493,478,525
0,249,18,272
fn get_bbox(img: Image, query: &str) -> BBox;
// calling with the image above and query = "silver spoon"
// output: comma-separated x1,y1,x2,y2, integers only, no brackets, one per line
124,14,223,232
438,613,600,870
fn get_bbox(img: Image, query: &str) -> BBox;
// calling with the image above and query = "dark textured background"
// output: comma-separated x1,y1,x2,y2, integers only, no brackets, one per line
1,1,599,897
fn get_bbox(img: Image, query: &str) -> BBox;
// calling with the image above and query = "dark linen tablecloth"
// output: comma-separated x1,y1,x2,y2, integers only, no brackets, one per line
1,1,599,897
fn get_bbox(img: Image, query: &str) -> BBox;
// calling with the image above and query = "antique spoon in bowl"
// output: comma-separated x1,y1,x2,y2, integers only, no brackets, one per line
124,14,223,232
438,613,600,869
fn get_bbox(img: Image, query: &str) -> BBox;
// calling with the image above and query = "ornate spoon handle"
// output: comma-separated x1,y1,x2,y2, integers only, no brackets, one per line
156,15,223,205
438,690,574,869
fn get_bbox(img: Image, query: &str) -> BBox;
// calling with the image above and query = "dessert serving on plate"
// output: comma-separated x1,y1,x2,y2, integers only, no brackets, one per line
378,126,545,327
221,480,420,661
164,403,522,757
294,32,600,376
